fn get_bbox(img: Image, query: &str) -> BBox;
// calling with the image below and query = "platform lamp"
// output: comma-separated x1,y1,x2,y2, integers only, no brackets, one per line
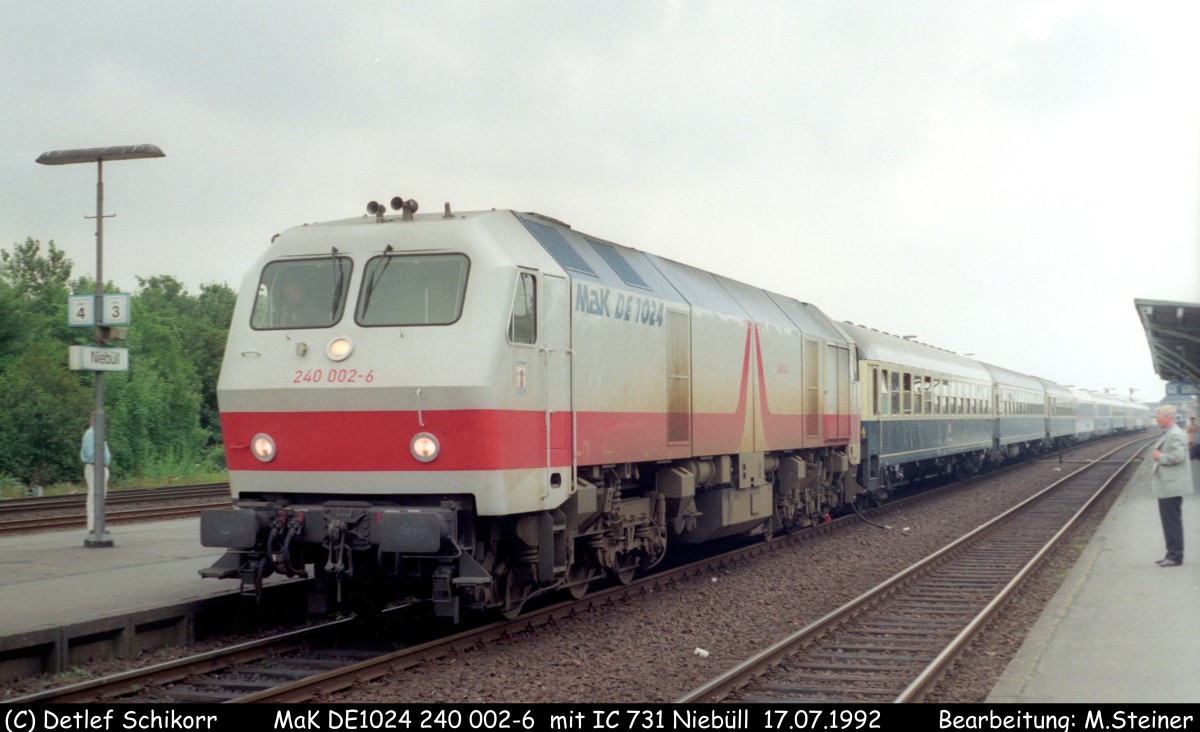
36,144,165,548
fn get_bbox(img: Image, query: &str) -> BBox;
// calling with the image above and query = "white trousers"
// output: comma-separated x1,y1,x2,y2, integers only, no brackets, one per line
84,464,109,533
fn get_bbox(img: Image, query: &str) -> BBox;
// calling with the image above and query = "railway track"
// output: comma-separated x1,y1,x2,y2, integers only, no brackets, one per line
3,439,1137,704
5,478,952,704
0,483,231,535
676,436,1151,704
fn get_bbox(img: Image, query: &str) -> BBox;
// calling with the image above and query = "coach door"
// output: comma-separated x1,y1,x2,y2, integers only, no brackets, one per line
542,274,573,494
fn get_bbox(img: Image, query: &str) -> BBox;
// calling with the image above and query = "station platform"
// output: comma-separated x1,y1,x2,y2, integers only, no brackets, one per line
0,517,304,682
0,517,231,639
988,456,1200,703
1,456,1198,702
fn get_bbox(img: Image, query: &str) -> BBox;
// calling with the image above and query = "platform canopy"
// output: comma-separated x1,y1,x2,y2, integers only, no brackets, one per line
1135,299,1200,389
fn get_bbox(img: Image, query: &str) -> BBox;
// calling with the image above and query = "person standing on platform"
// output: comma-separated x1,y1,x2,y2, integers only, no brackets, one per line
1186,416,1199,460
1151,404,1193,567
80,412,111,534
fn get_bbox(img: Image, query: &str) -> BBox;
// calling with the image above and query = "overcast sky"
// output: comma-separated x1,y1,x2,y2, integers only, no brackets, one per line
3,1,1197,402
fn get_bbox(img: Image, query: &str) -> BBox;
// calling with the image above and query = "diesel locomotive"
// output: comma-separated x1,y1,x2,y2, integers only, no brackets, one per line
199,198,1145,620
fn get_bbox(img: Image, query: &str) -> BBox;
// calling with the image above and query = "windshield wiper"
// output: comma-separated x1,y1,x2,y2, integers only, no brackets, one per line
329,247,343,322
361,245,394,317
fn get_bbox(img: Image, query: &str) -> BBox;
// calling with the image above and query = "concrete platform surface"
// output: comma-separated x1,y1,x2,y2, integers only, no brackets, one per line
0,518,231,637
989,457,1200,703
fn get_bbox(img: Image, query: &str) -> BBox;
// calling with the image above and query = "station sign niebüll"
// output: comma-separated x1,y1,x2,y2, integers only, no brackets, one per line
68,345,130,372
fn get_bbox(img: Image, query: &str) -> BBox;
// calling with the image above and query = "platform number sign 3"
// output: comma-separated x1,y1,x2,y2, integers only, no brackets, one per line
101,294,130,326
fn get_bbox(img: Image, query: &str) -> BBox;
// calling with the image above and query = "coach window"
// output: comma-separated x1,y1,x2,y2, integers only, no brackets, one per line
877,369,889,416
889,371,901,416
508,272,537,345
252,256,353,330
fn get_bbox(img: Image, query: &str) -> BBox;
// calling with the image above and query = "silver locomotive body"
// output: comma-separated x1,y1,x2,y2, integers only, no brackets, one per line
201,203,863,619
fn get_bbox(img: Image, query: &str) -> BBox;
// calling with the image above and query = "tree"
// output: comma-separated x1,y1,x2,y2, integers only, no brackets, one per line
0,340,91,485
0,279,26,362
193,282,236,437
0,238,80,349
130,276,235,449
0,237,72,299
0,240,237,484
97,276,235,476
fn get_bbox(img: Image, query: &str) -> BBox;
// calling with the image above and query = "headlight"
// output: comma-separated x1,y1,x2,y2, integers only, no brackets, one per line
327,337,353,362
251,433,276,462
410,432,440,463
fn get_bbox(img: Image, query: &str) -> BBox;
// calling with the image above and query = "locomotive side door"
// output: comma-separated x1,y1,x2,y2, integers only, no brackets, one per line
541,273,573,495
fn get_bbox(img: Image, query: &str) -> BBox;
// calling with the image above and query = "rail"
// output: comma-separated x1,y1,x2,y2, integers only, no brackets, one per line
676,436,1151,703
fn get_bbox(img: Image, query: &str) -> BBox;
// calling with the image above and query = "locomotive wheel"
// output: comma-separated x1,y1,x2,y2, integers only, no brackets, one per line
612,555,638,585
565,564,592,600
500,570,533,620
760,515,777,542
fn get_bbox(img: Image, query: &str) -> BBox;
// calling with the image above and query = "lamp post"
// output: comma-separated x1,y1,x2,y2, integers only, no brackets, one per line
36,144,164,547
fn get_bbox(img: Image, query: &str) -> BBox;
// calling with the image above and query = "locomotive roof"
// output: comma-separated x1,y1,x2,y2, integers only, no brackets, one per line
512,211,850,343
841,322,992,381
281,208,852,343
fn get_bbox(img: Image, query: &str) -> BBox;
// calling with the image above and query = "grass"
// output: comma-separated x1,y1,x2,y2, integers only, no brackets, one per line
0,470,229,499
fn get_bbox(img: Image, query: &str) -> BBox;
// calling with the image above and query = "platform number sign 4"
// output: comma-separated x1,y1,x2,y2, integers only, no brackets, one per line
67,295,94,326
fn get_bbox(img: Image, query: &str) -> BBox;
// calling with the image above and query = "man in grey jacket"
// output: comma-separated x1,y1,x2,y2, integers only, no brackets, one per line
1152,404,1193,567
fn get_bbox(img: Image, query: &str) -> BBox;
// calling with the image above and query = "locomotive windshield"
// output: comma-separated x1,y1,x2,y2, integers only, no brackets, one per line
251,256,353,330
356,253,469,326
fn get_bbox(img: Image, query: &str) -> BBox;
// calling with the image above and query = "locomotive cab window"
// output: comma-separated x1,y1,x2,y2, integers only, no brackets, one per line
508,271,537,345
356,253,469,326
251,256,353,330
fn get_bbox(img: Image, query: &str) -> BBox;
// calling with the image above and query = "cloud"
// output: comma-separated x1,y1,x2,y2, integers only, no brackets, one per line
2,0,1194,402
986,7,1128,116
